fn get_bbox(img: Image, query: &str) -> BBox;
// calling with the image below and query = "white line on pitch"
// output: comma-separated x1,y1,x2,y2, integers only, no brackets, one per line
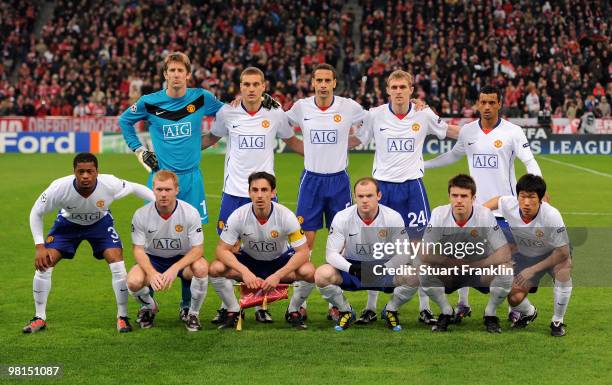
539,157,612,178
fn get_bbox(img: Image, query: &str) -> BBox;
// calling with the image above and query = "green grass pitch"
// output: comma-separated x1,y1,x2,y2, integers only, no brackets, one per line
0,152,611,385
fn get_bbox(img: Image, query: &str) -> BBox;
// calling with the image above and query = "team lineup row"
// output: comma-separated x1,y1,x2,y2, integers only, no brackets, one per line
23,52,571,337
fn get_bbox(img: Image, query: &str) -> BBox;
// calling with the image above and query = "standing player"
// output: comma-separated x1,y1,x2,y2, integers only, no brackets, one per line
315,177,419,331
484,174,572,336
354,70,460,325
419,174,513,333
201,67,304,324
118,52,223,320
209,172,315,330
23,153,155,333
127,171,208,332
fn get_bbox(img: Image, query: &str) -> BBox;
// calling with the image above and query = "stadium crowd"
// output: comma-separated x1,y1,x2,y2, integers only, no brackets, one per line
0,0,609,120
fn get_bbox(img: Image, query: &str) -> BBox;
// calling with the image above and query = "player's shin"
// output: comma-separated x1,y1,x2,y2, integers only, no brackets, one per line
189,276,208,315
366,290,379,311
109,261,128,318
553,278,572,323
485,275,513,317
457,287,470,306
386,285,417,311
319,284,351,312
33,267,53,320
129,286,155,309
288,281,314,312
421,276,453,315
210,277,240,312
512,297,536,316
180,278,192,309
417,287,431,311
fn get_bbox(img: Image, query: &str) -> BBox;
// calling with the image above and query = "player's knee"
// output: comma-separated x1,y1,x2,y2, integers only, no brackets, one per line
208,260,225,278
126,269,144,292
103,248,124,264
314,264,335,287
297,262,316,282
507,290,526,306
191,258,208,278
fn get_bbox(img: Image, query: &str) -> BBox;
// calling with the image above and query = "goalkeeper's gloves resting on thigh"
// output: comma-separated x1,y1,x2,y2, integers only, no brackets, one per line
134,147,159,172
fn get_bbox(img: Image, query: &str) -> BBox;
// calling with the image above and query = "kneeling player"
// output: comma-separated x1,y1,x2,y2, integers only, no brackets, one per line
315,177,419,332
209,172,315,330
24,153,155,333
484,174,572,336
127,171,208,332
419,174,513,333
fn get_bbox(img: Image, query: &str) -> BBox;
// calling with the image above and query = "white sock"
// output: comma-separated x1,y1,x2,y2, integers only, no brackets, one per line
189,276,208,316
553,278,572,323
457,287,470,306
386,286,417,312
33,268,53,320
319,284,351,312
511,297,535,316
129,286,154,309
215,277,233,309
485,275,512,317
422,286,453,315
417,287,431,311
210,276,239,312
365,290,379,311
288,281,314,312
109,261,128,318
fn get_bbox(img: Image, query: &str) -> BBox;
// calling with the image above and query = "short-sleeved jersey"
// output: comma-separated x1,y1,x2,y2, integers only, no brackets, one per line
211,104,294,197
131,199,203,258
32,174,134,228
357,104,448,182
220,202,306,261
287,96,366,173
424,204,507,261
119,88,224,173
497,196,569,257
326,204,408,263
451,119,535,214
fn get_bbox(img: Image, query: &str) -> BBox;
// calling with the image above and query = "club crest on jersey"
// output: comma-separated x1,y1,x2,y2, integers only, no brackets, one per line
46,235,54,243
130,104,137,113
411,123,420,132
270,230,279,238
186,104,196,113
262,119,270,128
96,200,105,208
163,122,192,139
535,229,544,238
175,224,184,233
494,140,503,148
297,216,304,224
470,229,479,238
218,221,225,230
378,229,387,238
333,114,342,123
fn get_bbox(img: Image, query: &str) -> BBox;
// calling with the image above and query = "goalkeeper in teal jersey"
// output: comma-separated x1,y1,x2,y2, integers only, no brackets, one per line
119,52,223,319
119,52,224,224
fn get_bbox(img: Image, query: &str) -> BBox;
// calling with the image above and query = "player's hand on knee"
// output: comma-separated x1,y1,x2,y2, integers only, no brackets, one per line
242,270,261,290
134,147,159,173
34,245,52,271
514,268,535,288
160,268,178,290
262,273,281,292
150,273,165,291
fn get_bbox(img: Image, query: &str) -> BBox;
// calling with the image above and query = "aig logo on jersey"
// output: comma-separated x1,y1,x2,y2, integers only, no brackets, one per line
239,135,265,149
163,122,192,139
387,138,414,152
473,154,498,168
153,238,182,250
355,244,372,255
310,130,337,144
71,212,102,221
248,240,277,252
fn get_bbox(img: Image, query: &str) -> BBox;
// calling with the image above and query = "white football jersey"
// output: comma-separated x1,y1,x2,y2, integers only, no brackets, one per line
220,201,306,261
497,196,569,258
287,96,366,173
453,119,535,215
357,104,448,181
30,174,154,244
423,204,507,260
131,199,203,258
212,104,294,197
326,204,408,263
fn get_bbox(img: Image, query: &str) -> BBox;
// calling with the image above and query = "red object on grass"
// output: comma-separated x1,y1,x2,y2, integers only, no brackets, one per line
239,284,289,309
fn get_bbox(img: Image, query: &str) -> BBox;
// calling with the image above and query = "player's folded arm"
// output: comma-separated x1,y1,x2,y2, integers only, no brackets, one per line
276,243,310,278
173,244,204,271
282,136,304,155
528,244,571,274
469,243,512,269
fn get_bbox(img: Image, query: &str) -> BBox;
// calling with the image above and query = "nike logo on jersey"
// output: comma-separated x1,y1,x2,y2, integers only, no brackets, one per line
468,142,476,145
155,111,165,116
145,95,204,121
242,233,253,237
379,128,390,132
66,206,76,209
232,124,240,128
148,230,156,233
304,117,313,121
349,233,359,236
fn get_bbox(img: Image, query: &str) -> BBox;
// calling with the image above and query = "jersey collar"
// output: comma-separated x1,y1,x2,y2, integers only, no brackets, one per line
155,200,178,220
241,101,262,116
72,178,98,198
519,205,540,224
388,102,412,120
478,118,502,133
252,201,274,224
357,206,380,225
452,206,474,227
314,96,335,111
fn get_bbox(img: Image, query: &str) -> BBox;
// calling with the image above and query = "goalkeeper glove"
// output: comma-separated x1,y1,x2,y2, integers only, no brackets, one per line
261,93,280,110
134,147,159,173
348,263,362,278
